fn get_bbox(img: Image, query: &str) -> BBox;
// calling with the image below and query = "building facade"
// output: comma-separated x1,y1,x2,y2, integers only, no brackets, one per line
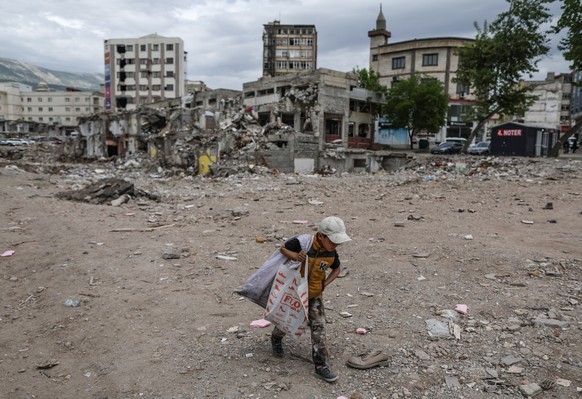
0,82,103,136
519,72,572,136
104,34,186,112
368,7,477,142
262,21,317,78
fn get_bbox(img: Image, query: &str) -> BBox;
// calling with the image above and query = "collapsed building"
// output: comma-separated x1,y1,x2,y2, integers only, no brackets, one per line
75,68,413,176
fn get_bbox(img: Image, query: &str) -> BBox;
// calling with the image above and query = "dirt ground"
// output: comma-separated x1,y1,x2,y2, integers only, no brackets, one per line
1,151,581,399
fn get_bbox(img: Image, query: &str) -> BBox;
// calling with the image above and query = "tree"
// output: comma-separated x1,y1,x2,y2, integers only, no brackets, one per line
353,67,388,147
383,74,449,149
547,0,582,157
455,0,552,153
354,67,387,96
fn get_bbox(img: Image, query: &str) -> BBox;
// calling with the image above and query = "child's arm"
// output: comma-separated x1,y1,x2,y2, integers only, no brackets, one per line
323,267,341,290
280,246,306,262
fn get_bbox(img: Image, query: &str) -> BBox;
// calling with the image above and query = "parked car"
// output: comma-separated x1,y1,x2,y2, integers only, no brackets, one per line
430,142,463,154
445,137,468,146
467,141,490,155
0,138,29,146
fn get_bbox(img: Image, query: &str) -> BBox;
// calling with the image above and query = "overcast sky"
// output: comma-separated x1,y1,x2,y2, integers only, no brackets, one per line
0,0,571,90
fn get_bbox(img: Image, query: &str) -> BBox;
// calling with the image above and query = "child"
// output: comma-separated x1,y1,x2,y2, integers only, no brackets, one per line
270,216,351,383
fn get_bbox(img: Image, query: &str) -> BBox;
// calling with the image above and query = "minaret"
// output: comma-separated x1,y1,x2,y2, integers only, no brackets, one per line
368,4,391,48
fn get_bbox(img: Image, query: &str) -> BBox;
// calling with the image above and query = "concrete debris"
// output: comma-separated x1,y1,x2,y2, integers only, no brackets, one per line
55,178,158,205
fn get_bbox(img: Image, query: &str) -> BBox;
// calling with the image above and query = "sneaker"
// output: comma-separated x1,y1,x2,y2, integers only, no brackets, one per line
271,336,283,358
315,366,338,383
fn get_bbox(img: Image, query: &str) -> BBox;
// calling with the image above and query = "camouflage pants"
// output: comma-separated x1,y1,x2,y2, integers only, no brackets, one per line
272,296,329,367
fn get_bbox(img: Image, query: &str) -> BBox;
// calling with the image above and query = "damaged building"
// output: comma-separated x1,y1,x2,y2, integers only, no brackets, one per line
73,68,414,176
242,67,412,174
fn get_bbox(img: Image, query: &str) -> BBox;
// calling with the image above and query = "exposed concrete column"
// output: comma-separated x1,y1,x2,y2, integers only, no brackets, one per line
294,111,302,132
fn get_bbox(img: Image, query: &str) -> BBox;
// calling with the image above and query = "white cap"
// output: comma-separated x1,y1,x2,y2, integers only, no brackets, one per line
318,216,351,244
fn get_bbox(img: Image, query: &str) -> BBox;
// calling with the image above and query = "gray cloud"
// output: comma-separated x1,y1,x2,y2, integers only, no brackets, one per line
0,0,571,90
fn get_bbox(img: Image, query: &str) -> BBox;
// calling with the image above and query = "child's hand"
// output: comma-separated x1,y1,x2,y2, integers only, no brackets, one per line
295,250,306,262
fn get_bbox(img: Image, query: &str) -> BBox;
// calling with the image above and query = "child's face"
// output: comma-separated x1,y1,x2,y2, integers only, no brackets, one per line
319,233,338,251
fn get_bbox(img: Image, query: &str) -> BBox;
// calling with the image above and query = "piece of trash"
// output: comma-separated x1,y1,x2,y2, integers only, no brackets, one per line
36,360,60,370
455,304,469,314
340,311,352,318
64,299,81,307
464,234,474,240
308,199,324,205
425,318,452,338
216,255,237,261
521,220,534,225
337,397,350,399
356,328,367,335
417,275,426,281
292,220,308,224
1,250,15,257
250,319,271,328
412,252,430,258
162,253,180,260
434,309,458,323
542,202,553,210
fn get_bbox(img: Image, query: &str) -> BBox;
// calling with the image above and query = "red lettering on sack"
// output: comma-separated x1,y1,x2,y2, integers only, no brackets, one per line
281,293,302,311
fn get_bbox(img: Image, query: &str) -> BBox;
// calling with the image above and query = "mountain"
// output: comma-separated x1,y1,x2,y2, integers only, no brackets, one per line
0,58,103,92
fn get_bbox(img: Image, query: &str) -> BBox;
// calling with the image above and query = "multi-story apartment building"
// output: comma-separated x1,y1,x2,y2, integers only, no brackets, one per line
262,21,317,78
519,72,573,135
368,7,476,141
571,71,582,128
0,82,103,136
104,34,186,112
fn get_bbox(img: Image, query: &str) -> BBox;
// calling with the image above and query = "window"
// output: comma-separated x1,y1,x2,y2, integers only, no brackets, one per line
75,98,80,102
85,107,90,111
140,85,148,91
165,71,174,77
39,117,43,121
27,98,32,102
152,85,161,91
27,107,32,112
49,117,53,122
372,54,378,61
75,108,81,112
85,98,90,102
165,84,174,91
153,71,161,78
166,57,174,64
65,107,71,112
38,107,43,111
153,44,159,51
48,107,53,112
140,44,146,51
65,98,70,103
166,43,174,51
392,56,405,69
126,45,133,52
48,98,52,102
153,58,160,64
456,81,470,97
38,98,42,102
140,58,148,65
422,53,438,66
66,117,71,122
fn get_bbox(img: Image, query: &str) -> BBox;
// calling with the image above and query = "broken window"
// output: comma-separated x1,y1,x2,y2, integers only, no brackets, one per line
325,117,341,137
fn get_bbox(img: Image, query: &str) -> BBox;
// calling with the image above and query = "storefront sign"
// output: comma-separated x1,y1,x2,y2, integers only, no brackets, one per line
497,129,522,137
